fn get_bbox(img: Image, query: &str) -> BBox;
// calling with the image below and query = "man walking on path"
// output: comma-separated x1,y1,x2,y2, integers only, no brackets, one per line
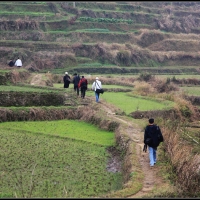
144,118,164,167
72,73,80,96
78,75,88,98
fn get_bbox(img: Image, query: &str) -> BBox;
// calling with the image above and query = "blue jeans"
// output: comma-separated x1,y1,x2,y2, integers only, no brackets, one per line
95,92,99,102
148,146,157,166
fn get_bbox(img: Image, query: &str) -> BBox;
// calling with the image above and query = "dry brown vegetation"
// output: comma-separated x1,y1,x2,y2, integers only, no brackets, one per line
162,122,200,196
0,19,39,31
1,2,200,71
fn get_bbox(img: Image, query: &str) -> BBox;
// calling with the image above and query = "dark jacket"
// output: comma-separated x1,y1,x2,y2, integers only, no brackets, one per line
8,60,14,67
144,124,163,149
63,75,71,88
73,75,80,86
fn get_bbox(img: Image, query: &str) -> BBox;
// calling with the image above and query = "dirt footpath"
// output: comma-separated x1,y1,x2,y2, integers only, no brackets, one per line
94,98,168,198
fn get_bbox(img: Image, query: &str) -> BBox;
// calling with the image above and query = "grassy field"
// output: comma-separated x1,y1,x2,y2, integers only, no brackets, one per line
53,84,174,114
53,83,132,89
0,85,64,93
0,120,115,146
0,120,121,198
53,83,73,89
53,74,200,81
155,74,200,79
101,92,174,114
180,86,200,96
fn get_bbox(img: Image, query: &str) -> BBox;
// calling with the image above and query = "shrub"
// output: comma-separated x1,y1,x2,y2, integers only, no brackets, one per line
133,81,155,96
162,121,200,197
153,79,179,93
173,96,197,121
116,50,131,66
137,72,154,82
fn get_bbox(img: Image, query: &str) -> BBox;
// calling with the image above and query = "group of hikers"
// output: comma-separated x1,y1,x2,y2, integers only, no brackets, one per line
64,72,164,168
63,72,102,102
7,60,164,168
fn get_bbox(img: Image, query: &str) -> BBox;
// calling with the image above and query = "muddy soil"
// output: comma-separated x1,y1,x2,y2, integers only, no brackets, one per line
106,146,122,173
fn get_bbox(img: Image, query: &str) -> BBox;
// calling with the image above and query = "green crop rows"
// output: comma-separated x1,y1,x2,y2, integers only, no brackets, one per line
0,120,122,198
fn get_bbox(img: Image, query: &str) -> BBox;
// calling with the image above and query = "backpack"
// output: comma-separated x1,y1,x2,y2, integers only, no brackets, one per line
81,79,87,89
157,126,164,142
81,81,86,87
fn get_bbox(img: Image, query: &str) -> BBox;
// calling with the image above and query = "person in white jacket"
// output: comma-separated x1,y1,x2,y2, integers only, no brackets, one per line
15,57,22,67
92,77,102,102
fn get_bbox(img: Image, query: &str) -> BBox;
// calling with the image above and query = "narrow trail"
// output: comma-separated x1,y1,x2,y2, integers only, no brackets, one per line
65,93,167,197
94,98,165,198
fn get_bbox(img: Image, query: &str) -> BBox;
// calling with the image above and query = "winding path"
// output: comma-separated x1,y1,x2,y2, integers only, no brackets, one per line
95,99,166,197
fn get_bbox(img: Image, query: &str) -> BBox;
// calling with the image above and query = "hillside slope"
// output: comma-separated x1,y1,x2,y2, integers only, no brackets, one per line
1,1,200,74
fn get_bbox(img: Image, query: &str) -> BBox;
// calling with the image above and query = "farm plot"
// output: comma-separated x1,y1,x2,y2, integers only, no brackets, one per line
53,84,174,114
53,83,132,90
101,92,174,114
181,86,200,96
0,85,64,93
0,120,122,198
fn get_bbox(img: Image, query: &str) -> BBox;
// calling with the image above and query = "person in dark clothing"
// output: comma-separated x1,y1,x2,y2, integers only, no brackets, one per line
78,75,88,98
63,72,71,88
8,59,14,67
72,73,80,96
144,118,164,167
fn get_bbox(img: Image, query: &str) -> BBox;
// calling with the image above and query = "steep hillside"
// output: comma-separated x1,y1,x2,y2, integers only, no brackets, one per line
1,1,200,74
